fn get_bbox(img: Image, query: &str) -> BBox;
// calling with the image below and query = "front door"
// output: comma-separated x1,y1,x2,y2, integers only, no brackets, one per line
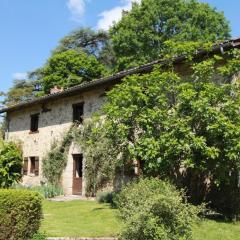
72,154,83,195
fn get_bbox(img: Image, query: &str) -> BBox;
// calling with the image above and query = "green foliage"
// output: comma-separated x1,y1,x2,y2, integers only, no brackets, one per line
40,49,107,93
0,120,5,140
54,27,116,70
101,45,240,218
2,79,36,107
13,184,63,199
115,178,202,240
42,126,74,186
31,232,47,240
0,189,43,240
96,191,115,204
0,140,22,188
74,119,121,196
110,0,231,70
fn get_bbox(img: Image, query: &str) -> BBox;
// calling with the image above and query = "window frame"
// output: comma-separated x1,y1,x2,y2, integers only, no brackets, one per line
72,102,84,124
29,157,39,176
30,113,40,133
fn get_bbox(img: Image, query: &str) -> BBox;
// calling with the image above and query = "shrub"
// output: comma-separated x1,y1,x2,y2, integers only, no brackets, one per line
13,184,63,199
115,178,202,240
0,140,22,188
96,191,115,204
0,189,43,240
31,232,47,240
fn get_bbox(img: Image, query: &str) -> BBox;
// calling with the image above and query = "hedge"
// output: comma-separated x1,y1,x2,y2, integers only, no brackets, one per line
0,189,43,240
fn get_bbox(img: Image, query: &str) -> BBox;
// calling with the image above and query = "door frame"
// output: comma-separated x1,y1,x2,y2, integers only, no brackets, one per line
72,154,83,195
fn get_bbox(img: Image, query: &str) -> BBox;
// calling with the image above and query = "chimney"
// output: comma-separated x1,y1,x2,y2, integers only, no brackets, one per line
50,86,64,94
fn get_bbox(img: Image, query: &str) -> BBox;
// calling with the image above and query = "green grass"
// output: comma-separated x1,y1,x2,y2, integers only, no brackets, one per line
193,219,240,240
41,199,240,239
41,200,121,237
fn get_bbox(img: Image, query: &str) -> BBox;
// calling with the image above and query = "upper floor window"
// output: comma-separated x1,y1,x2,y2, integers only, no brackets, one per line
73,102,84,124
30,113,39,133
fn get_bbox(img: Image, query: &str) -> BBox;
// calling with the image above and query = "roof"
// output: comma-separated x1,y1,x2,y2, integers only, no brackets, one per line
1,37,240,114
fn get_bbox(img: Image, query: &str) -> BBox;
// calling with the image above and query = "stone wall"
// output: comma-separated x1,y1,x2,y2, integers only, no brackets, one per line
6,87,107,195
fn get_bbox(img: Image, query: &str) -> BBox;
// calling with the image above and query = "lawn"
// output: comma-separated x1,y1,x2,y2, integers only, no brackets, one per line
41,199,240,239
41,200,121,237
193,219,240,240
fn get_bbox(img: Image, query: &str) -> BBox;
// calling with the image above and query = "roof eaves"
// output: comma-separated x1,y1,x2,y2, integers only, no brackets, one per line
1,37,240,114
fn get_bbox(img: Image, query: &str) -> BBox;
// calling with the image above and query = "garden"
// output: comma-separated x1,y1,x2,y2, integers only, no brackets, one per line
1,0,240,239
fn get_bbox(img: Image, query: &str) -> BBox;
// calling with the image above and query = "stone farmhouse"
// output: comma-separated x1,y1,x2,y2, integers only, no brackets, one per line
1,38,240,195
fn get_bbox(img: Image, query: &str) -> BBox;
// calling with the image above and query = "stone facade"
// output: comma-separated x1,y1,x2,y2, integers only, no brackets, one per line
5,87,107,195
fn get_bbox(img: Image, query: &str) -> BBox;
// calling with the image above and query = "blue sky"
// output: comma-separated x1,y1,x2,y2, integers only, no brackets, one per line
0,0,239,95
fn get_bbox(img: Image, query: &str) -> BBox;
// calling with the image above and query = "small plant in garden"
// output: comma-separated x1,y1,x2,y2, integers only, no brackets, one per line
96,190,115,204
13,184,63,198
31,232,47,240
115,178,203,240
0,140,22,188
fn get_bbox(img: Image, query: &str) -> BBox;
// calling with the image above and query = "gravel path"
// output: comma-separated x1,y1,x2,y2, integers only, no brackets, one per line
49,195,95,202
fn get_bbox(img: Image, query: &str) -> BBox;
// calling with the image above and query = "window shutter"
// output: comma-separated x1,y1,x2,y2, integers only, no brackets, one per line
23,158,28,175
35,157,39,176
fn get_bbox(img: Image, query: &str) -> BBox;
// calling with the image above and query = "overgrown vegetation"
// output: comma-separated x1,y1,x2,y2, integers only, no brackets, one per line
0,140,22,188
115,178,203,240
0,189,42,240
78,45,240,219
73,119,123,196
42,126,75,186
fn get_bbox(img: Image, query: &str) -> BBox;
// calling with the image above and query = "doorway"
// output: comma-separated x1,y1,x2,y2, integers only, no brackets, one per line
72,154,83,195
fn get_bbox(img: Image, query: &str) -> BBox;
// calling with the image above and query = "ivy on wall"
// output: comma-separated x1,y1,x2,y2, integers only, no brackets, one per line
42,125,75,186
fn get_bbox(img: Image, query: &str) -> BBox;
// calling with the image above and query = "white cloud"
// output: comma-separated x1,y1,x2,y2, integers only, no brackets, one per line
67,0,86,21
12,72,27,80
97,0,141,30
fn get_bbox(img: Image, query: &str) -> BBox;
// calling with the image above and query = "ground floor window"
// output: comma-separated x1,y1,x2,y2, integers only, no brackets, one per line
23,156,39,176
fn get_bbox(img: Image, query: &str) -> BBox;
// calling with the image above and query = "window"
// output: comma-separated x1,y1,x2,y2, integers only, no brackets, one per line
30,113,39,133
73,103,84,123
30,157,39,176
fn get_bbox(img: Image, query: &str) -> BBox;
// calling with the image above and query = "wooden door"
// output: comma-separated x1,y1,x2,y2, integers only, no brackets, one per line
72,154,83,195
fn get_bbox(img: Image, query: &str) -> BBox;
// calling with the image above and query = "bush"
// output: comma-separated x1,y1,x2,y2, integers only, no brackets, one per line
96,191,115,204
0,189,43,240
0,140,23,188
115,178,202,240
31,232,47,240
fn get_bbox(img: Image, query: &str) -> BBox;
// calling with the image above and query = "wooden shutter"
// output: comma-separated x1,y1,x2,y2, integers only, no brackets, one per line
23,158,28,175
35,157,39,176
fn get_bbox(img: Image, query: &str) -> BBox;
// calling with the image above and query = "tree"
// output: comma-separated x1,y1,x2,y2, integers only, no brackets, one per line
99,45,240,218
0,140,23,188
53,27,116,70
2,79,36,107
110,0,231,70
39,50,107,94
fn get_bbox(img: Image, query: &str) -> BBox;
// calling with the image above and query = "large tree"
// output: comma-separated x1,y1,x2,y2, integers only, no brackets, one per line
39,50,107,94
53,28,116,70
110,0,231,70
83,44,240,218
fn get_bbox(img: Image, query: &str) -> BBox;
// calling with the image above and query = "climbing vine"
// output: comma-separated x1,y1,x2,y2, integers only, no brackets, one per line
42,125,75,186
73,117,123,196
